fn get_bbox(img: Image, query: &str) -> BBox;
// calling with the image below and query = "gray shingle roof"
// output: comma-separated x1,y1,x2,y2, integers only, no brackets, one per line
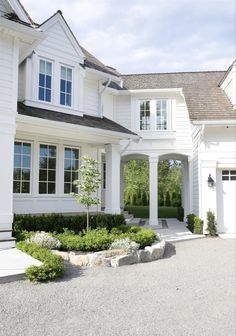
17,102,137,136
121,71,236,121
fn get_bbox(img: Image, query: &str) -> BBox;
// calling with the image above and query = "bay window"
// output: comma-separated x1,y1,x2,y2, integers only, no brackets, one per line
139,99,170,131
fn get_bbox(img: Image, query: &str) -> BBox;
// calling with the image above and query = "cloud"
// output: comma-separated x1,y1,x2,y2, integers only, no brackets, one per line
21,0,235,73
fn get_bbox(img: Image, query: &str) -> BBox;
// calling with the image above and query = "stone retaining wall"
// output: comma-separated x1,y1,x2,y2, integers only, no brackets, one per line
52,240,166,268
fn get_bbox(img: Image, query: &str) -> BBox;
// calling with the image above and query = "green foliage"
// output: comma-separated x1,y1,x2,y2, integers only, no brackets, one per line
165,191,171,206
55,226,157,252
206,210,217,236
186,214,196,232
71,156,101,231
125,206,180,219
13,213,126,238
176,207,184,222
193,217,203,234
17,241,64,282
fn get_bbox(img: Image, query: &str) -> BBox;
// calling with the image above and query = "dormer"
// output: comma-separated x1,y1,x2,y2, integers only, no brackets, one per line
220,60,236,109
20,11,86,116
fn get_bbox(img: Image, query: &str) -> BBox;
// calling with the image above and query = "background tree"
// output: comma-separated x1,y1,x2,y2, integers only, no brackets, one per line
71,156,101,231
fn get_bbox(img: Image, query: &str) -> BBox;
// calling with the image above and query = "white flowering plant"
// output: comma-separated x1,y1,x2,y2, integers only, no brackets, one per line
109,238,140,253
28,231,61,250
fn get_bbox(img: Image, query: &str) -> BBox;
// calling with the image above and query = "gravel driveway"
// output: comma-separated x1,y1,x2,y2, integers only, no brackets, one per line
0,238,235,336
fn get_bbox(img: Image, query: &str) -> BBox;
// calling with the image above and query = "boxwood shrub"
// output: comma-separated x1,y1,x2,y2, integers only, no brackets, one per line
17,241,65,282
13,213,126,235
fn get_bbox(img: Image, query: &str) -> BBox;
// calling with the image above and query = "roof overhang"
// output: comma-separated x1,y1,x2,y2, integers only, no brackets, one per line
192,119,236,126
85,67,120,82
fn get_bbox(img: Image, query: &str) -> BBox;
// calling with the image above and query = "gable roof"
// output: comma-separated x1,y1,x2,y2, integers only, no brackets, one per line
121,71,235,121
17,102,137,137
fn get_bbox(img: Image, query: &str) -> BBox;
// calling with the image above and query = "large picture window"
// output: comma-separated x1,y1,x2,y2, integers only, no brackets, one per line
64,147,79,194
39,144,56,194
13,142,31,194
38,60,52,102
60,66,72,107
140,100,150,130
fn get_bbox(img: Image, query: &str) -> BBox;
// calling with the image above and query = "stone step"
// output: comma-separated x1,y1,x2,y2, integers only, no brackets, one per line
0,238,16,250
127,218,141,226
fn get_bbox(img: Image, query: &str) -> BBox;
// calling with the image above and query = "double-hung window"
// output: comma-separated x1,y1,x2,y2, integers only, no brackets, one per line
13,142,31,194
140,100,150,130
38,60,52,102
60,66,72,107
39,144,57,194
64,147,79,193
156,99,167,130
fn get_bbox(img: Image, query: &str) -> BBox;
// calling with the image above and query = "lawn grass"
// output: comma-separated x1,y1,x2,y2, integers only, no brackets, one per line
125,206,179,219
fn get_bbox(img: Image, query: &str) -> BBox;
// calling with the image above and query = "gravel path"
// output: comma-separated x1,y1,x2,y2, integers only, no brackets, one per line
0,238,235,336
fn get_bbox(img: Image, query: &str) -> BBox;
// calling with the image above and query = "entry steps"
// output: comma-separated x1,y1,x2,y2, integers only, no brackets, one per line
122,210,141,226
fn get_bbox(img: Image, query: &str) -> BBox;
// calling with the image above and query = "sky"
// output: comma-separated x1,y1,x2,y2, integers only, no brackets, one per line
21,0,235,74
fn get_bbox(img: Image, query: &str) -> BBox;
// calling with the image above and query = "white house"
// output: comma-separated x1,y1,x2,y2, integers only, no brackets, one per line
0,0,235,249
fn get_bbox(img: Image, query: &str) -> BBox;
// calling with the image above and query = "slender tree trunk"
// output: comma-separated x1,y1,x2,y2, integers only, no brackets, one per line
86,206,89,232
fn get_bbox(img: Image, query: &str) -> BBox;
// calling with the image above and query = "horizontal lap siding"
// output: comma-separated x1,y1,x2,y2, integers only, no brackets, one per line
0,0,11,15
175,103,192,150
0,34,14,114
84,79,99,115
114,96,131,129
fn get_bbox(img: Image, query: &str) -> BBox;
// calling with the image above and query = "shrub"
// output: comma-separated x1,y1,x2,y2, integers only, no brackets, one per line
13,213,126,235
206,210,217,236
28,231,61,249
193,217,203,234
186,214,196,232
177,207,184,222
55,227,157,252
110,238,139,253
17,241,64,282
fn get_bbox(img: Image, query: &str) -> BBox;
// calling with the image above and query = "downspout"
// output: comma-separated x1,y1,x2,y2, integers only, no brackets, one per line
98,79,111,118
120,136,142,155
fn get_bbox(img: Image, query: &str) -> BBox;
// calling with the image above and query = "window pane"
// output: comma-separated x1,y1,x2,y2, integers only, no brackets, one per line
48,170,56,182
230,176,236,180
162,100,167,111
45,89,51,102
222,170,229,175
39,60,45,73
61,66,66,80
222,176,229,181
66,95,71,106
60,79,66,93
67,68,72,81
230,170,236,175
39,182,47,194
48,158,56,169
46,62,52,75
72,171,78,182
22,182,30,193
39,169,47,181
71,149,79,160
48,183,55,194
64,159,71,170
46,75,51,89
67,81,72,94
13,181,21,193
64,171,71,182
38,87,44,101
39,157,48,169
22,156,31,168
22,169,30,181
49,146,56,157
40,145,48,157
14,168,21,180
14,142,22,154
71,160,78,170
64,148,71,159
60,93,65,105
23,143,31,155
14,155,21,168
39,74,45,87
64,183,71,194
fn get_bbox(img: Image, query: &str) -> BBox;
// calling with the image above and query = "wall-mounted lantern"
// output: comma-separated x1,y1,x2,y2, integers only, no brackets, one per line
207,174,214,188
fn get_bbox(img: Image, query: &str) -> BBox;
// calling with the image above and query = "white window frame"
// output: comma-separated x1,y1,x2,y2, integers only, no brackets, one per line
60,64,73,107
38,58,53,104
38,143,57,195
63,146,80,194
13,141,32,195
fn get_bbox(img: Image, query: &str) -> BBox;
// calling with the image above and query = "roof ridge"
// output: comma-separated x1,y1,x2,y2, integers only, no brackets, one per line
122,70,227,76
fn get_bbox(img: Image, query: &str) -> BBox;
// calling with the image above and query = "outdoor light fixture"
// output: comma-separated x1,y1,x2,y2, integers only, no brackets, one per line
207,174,214,188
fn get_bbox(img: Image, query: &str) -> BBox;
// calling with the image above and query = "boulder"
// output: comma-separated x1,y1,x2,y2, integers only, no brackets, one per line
111,252,138,268
52,250,70,261
69,252,90,266
137,249,152,263
145,240,165,260
94,249,126,258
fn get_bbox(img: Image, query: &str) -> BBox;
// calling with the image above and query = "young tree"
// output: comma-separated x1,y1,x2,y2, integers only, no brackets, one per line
71,156,101,231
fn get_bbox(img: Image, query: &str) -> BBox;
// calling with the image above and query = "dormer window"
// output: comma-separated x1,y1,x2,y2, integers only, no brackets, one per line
139,99,171,131
60,66,72,107
156,99,167,130
38,60,52,102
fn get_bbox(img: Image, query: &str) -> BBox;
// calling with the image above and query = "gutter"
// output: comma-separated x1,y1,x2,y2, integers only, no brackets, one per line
192,120,236,126
120,136,142,155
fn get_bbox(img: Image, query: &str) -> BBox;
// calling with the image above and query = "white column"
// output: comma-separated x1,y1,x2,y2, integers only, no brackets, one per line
182,161,189,219
188,156,193,214
105,144,121,214
120,161,125,210
149,156,158,226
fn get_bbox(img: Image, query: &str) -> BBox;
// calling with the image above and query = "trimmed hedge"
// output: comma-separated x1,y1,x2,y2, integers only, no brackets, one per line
55,226,157,252
186,213,203,234
17,241,65,282
13,213,126,235
176,207,184,222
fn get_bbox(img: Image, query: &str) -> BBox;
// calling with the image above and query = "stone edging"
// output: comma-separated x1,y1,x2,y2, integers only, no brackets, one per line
52,239,166,268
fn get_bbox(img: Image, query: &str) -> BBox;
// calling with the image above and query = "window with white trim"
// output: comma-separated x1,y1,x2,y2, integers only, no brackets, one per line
140,100,150,130
39,144,57,194
13,142,31,194
38,60,52,102
60,66,72,107
156,99,167,130
222,170,236,181
64,147,79,194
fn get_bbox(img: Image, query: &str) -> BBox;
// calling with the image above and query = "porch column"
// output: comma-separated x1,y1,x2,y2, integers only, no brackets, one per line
149,156,159,226
120,161,125,210
0,123,15,248
105,144,121,214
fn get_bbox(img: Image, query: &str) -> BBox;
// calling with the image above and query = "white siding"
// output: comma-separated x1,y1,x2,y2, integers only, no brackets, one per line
102,93,114,120
114,95,131,129
84,78,99,115
18,61,26,101
0,0,11,15
175,101,192,150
